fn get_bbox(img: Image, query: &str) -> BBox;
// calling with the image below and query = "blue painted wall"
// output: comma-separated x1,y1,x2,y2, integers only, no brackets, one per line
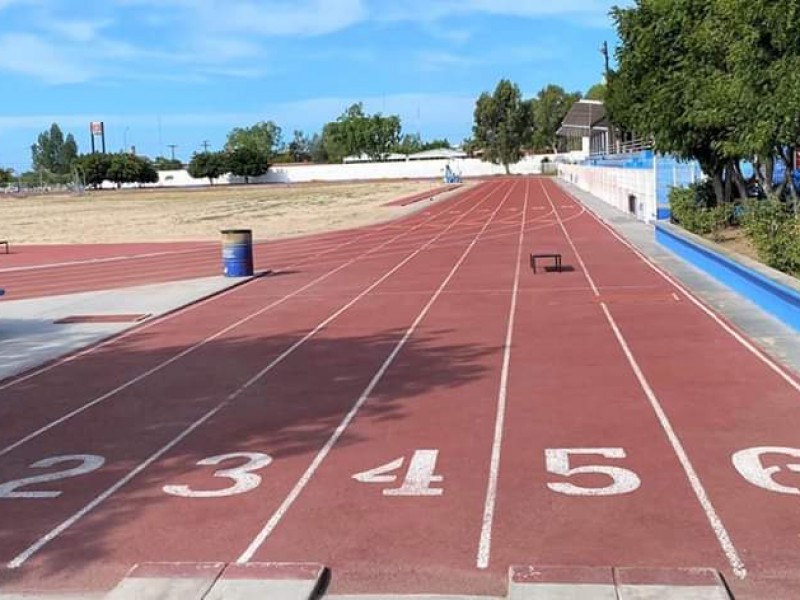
656,224,800,332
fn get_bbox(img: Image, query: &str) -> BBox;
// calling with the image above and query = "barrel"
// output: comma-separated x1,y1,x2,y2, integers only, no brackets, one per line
221,229,254,277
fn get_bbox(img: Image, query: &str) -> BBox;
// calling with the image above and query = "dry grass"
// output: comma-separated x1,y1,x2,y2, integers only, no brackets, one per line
707,227,760,261
0,180,455,244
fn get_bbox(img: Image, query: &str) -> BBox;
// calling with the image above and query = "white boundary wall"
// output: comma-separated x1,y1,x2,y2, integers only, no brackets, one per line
149,153,587,188
558,163,656,223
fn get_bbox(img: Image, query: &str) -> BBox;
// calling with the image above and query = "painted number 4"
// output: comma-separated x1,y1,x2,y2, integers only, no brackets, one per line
353,449,443,496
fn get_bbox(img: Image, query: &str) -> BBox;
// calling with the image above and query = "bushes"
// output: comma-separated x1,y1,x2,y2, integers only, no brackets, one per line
741,199,800,276
669,184,733,237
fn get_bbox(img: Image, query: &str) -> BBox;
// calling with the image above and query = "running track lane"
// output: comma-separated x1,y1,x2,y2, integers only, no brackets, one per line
0,186,465,301
239,180,530,596
2,177,799,598
0,181,510,592
542,179,800,599
0,181,501,455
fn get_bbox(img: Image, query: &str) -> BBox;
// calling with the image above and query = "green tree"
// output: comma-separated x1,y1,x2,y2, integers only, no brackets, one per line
472,79,529,173
607,0,748,203
31,123,79,175
76,153,112,188
0,167,13,186
137,157,159,186
321,103,403,162
107,153,143,188
529,85,581,153
188,151,228,185
153,156,184,171
228,146,269,183
288,130,311,162
585,82,607,101
308,133,328,163
225,121,283,159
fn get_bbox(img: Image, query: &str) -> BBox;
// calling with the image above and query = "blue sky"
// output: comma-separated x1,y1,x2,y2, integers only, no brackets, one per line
0,0,624,171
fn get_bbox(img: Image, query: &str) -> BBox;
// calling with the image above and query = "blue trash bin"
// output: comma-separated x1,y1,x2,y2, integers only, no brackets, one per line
221,229,254,277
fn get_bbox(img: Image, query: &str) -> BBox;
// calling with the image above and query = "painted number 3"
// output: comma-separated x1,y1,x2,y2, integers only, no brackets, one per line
163,453,273,498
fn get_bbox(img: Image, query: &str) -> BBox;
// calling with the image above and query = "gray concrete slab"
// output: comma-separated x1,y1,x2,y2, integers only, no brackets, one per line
617,585,730,599
103,563,224,600
556,178,800,377
0,276,250,382
205,562,325,600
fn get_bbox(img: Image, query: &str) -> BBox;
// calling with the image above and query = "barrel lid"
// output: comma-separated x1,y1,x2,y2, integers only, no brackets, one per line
220,229,252,234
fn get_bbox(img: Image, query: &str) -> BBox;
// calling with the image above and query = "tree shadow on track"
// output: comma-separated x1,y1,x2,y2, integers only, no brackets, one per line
0,326,497,591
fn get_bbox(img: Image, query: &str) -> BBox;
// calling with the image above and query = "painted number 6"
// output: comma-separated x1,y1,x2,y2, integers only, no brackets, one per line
732,447,800,496
546,448,641,496
163,453,273,499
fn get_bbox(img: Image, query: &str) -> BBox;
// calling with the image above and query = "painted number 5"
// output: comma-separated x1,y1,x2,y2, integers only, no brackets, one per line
546,448,641,497
163,453,273,499
732,447,800,496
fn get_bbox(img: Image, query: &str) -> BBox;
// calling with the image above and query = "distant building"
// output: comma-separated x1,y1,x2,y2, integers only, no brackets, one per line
557,100,614,156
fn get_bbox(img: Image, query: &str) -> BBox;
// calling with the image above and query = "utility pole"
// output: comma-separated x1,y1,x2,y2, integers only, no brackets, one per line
600,41,611,82
168,144,178,161
201,140,211,152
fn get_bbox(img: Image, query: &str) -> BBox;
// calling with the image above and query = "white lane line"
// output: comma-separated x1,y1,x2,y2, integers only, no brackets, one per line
540,179,747,579
555,182,800,395
476,178,529,569
0,247,214,274
0,182,493,393
237,182,519,564
599,301,747,579
6,181,508,569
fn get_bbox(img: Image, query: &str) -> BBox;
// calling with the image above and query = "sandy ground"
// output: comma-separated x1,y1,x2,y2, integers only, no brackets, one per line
0,180,462,244
708,227,760,261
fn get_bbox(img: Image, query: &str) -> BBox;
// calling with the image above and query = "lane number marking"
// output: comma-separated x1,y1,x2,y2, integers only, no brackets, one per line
0,455,105,499
353,449,444,496
732,447,800,496
546,448,641,496
163,453,273,498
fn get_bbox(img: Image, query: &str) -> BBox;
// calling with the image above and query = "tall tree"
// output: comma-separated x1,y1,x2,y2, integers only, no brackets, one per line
107,153,143,188
472,79,528,174
188,151,228,185
76,153,113,188
0,168,12,186
225,121,283,159
288,130,311,162
529,85,582,153
228,146,269,183
322,103,403,161
607,0,746,203
153,156,183,171
585,82,607,101
31,123,79,175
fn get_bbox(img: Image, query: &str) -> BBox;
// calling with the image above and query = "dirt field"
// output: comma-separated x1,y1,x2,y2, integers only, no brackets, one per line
0,181,460,244
707,227,760,261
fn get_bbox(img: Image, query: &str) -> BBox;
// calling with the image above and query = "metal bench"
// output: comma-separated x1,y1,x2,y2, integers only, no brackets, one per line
530,253,562,274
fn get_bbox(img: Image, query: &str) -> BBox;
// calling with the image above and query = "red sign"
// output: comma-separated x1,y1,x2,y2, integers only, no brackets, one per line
90,121,104,135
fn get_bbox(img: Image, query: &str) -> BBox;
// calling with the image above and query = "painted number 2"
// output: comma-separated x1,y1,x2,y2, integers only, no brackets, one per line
163,453,273,498
0,455,105,499
546,448,641,496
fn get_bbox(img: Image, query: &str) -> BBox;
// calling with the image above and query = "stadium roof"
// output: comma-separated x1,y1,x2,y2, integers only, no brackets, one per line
407,148,467,160
557,100,610,137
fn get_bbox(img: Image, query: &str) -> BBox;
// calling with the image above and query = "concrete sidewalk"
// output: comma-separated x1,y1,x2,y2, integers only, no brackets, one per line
556,179,800,377
0,275,251,382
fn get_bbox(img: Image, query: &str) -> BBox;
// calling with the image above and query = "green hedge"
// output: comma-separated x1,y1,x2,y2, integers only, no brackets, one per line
669,185,733,237
741,199,800,277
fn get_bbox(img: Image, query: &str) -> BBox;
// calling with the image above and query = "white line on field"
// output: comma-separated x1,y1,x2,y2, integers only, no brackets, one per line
476,178,529,569
541,179,747,579
5,180,508,569
236,181,518,564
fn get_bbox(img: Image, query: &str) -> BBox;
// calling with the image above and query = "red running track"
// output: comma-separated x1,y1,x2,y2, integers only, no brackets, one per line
0,178,799,598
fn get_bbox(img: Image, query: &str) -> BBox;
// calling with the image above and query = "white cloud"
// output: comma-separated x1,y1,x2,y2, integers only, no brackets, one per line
0,33,96,83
